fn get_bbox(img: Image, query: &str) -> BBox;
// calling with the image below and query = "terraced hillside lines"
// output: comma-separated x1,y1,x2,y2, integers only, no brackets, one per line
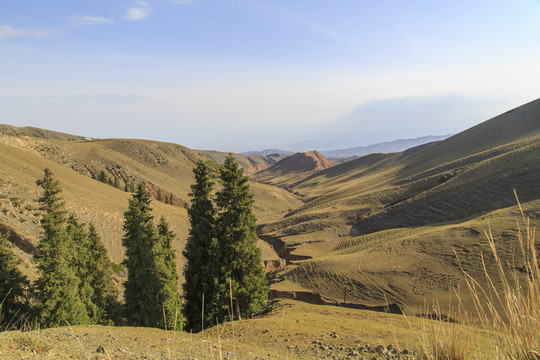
276,199,540,314
351,134,540,236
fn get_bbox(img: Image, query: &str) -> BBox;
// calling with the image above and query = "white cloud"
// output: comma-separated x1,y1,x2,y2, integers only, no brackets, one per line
125,1,152,21
69,15,114,27
0,22,63,39
172,0,193,5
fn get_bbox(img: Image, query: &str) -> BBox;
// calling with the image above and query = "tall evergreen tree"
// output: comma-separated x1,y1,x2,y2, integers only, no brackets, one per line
66,215,98,323
123,184,180,329
215,155,268,320
156,217,183,330
183,160,220,331
87,224,122,325
122,184,161,327
35,169,89,327
0,232,30,327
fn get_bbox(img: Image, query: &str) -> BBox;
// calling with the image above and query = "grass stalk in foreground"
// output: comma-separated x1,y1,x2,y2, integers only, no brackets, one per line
464,196,539,360
419,194,539,360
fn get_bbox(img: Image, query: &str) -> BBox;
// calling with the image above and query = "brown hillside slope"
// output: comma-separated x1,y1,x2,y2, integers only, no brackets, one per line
0,124,86,141
259,98,540,240
0,143,187,279
199,150,289,175
256,98,540,313
0,133,302,283
254,151,337,186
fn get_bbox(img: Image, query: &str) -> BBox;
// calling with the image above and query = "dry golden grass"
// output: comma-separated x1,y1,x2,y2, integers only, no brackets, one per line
417,195,539,360
0,298,495,359
461,196,540,360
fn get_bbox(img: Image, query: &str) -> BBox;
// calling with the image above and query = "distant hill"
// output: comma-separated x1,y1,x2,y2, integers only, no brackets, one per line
0,124,89,142
320,135,452,161
199,150,289,175
243,149,295,156
253,151,337,186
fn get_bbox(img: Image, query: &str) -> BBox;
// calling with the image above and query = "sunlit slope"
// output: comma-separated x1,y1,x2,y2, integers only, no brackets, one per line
253,151,338,187
0,143,188,273
0,134,303,283
273,197,539,314
0,134,301,224
259,98,540,240
0,124,86,141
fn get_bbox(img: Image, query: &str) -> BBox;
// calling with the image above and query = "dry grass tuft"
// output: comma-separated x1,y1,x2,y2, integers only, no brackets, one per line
464,193,539,360
420,193,539,360
417,301,475,360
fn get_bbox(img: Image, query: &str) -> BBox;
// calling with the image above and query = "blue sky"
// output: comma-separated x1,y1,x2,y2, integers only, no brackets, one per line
1,1,540,151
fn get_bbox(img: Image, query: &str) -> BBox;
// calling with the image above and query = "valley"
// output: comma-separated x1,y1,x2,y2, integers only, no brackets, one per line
0,98,539,358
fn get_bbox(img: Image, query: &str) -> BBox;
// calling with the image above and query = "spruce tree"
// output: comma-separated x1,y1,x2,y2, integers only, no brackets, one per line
122,184,161,327
0,232,30,327
156,217,183,330
215,155,268,320
87,225,122,325
66,215,98,323
183,160,220,331
35,169,89,327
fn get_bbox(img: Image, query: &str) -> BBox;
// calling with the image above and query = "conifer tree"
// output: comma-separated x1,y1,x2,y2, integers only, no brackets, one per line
215,155,268,320
66,215,98,322
156,217,183,330
183,160,220,331
87,225,122,325
122,184,161,327
0,232,30,327
35,169,89,327
123,184,181,329
98,170,107,183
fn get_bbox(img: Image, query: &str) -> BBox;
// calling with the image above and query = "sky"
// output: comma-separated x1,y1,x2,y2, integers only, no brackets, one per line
1,1,540,152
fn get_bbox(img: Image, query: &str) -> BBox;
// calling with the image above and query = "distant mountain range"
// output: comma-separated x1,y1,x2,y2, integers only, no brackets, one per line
244,135,452,162
320,135,452,161
243,149,295,155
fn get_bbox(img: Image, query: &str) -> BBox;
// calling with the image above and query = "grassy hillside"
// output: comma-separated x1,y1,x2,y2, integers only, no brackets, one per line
0,133,302,285
0,299,495,359
254,98,540,313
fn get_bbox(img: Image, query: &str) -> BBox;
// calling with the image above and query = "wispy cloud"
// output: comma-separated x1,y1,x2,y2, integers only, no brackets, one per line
125,1,152,21
172,0,193,5
69,15,114,27
0,22,63,39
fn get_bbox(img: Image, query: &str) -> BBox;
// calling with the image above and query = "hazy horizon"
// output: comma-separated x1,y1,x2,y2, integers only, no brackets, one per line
1,1,539,152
